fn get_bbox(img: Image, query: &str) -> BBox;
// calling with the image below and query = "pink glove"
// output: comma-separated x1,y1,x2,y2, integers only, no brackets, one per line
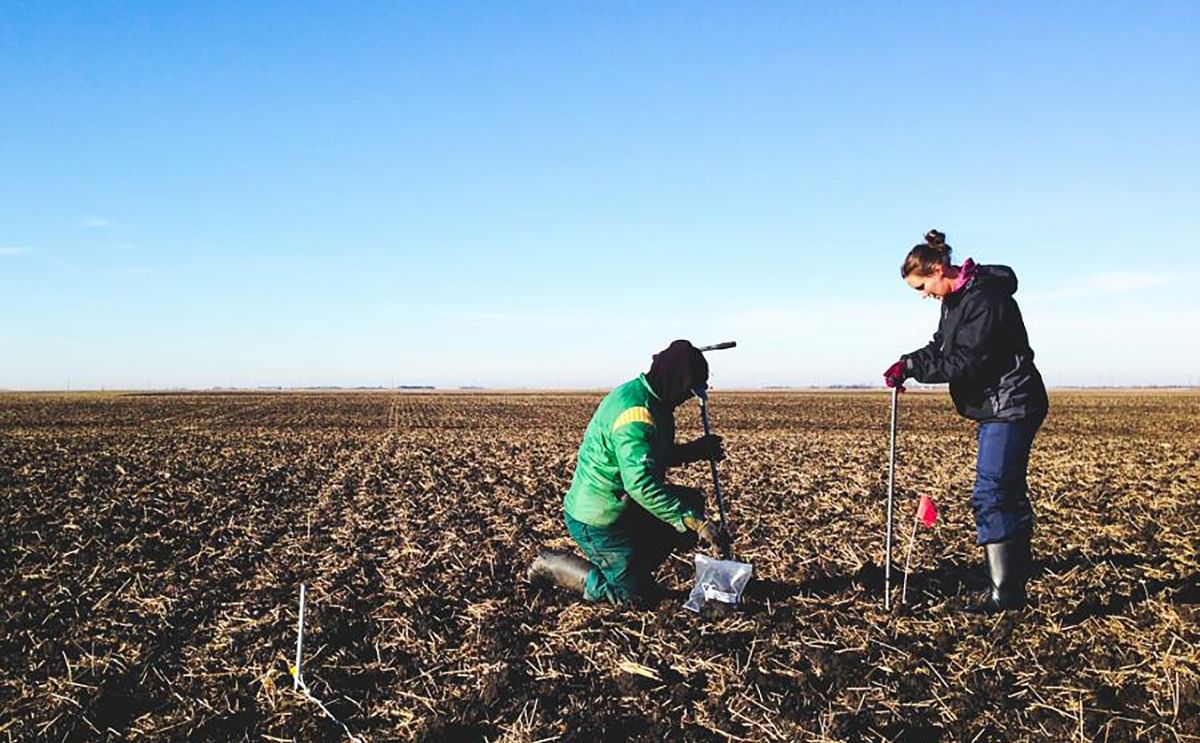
883,360,907,392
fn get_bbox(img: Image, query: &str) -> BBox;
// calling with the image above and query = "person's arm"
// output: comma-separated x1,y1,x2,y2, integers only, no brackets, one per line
902,329,948,384
664,435,724,468
907,297,1004,385
610,408,701,532
662,439,686,468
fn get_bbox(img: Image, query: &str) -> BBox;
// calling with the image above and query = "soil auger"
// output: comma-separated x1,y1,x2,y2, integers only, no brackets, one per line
684,342,753,614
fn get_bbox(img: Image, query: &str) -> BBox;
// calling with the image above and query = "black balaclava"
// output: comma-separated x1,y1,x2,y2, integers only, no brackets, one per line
646,340,709,407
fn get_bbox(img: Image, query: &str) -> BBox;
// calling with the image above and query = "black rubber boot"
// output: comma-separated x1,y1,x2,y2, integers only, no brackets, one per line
969,531,1030,614
527,550,593,595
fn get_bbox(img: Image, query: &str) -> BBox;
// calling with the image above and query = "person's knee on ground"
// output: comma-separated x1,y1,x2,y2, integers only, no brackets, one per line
526,547,656,606
589,571,659,607
561,510,664,607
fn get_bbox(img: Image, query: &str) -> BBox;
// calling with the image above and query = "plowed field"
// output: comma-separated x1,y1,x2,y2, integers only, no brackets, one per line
1,390,1197,741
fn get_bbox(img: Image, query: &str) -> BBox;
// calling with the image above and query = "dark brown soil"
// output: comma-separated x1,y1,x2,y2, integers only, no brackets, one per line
1,390,1197,741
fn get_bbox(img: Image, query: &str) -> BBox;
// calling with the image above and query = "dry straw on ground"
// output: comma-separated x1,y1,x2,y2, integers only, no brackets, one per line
1,390,1197,741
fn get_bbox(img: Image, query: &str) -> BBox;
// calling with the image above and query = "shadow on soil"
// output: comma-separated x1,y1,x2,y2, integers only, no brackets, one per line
770,551,1197,624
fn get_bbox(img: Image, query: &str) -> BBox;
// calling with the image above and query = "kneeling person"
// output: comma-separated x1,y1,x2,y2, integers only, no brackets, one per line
528,340,728,606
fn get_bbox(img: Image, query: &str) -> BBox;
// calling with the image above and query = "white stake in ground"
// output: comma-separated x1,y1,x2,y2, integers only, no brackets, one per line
290,583,366,743
901,515,919,604
294,583,306,689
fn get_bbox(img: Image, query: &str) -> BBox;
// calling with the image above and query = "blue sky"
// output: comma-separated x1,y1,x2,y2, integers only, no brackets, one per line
2,2,1197,389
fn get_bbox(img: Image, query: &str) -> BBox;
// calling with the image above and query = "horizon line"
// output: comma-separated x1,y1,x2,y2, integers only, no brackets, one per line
3,384,1199,394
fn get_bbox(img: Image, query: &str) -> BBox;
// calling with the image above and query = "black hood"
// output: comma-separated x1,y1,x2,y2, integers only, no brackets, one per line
970,264,1018,296
646,340,708,407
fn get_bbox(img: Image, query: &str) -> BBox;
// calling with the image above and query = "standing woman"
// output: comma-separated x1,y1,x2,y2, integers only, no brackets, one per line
883,230,1048,613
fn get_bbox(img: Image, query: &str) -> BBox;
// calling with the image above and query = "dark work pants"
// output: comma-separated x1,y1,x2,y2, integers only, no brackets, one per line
564,487,703,606
972,415,1044,544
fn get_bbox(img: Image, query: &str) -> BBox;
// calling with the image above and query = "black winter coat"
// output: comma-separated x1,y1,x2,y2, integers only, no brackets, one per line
903,264,1048,423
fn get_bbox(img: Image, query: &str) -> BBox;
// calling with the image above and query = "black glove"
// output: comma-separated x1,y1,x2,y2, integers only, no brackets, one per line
679,434,725,464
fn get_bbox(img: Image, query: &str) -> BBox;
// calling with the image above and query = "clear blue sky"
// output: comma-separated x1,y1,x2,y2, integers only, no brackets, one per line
2,2,1197,389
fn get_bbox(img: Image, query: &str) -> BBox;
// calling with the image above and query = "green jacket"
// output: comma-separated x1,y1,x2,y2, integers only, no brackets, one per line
563,374,700,532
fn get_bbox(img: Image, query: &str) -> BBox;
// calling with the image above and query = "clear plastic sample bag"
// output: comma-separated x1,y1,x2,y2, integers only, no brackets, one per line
684,554,753,613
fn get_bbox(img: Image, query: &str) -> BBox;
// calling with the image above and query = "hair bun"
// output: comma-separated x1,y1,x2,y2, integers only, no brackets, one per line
902,230,952,277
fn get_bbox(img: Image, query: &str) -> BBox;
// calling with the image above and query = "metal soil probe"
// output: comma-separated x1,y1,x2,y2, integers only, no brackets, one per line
884,385,899,610
682,340,756,614
696,340,736,558
696,388,732,559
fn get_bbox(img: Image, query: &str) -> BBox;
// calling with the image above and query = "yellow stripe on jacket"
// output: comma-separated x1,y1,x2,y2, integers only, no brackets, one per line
611,406,654,431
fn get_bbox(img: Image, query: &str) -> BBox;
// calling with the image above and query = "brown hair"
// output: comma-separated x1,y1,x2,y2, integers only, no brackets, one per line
901,229,952,277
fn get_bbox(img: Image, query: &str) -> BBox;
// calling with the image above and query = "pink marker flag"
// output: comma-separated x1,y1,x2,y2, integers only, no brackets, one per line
916,495,938,528
902,495,939,603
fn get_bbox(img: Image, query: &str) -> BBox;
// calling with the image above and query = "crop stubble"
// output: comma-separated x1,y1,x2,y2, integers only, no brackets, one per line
0,390,1197,741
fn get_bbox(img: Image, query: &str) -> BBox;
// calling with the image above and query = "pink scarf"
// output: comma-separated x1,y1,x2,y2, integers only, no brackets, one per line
951,258,977,293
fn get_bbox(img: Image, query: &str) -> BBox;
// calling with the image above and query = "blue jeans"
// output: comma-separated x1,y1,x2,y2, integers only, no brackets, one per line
972,415,1044,544
564,487,703,606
